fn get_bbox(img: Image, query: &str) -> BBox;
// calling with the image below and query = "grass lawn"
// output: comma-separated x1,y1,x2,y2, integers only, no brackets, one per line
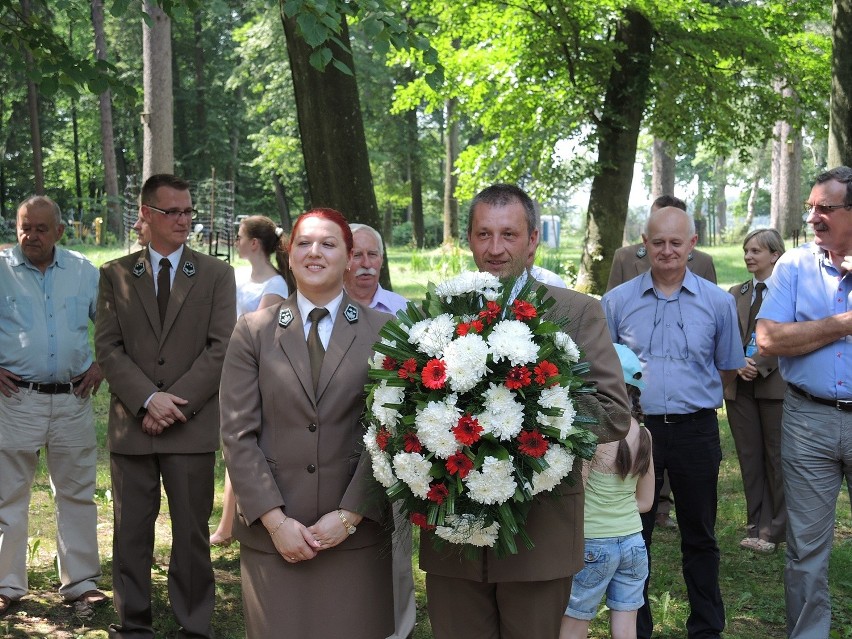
4,239,851,638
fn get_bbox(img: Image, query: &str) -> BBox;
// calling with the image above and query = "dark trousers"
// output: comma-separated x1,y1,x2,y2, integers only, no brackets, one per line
637,411,725,639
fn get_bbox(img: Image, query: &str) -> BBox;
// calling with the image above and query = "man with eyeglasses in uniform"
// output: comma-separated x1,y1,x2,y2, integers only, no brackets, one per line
601,206,744,639
756,166,852,638
95,174,236,638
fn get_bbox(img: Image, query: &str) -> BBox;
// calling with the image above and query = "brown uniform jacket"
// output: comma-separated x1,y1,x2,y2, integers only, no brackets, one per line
419,283,631,582
723,280,785,401
219,294,390,554
606,243,717,291
95,246,236,454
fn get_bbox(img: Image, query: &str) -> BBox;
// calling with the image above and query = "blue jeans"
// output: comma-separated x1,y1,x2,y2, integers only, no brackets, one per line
567,532,648,620
638,411,724,639
782,388,852,638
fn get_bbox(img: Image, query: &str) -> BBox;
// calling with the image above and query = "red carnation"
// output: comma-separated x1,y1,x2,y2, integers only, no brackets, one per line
512,299,537,321
518,429,548,458
422,359,447,390
534,360,559,386
453,414,483,446
505,365,532,390
456,322,471,336
410,512,434,529
403,433,423,453
398,358,418,380
382,356,398,371
446,451,474,478
376,428,391,451
479,301,501,324
427,482,449,504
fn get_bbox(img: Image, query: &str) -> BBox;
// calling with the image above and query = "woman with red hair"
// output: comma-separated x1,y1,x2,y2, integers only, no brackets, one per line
219,208,393,637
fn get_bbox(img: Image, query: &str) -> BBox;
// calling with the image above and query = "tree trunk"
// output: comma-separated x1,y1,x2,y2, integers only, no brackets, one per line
278,5,388,287
771,85,803,238
577,9,654,294
829,0,852,167
272,174,292,232
91,0,121,239
443,97,459,244
744,143,767,230
694,180,707,245
142,0,174,180
651,138,675,197
21,0,44,195
384,202,393,247
407,105,425,248
713,156,727,237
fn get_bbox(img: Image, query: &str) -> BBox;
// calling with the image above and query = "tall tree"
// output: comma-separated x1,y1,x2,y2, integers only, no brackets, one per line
443,97,459,245
651,138,675,197
142,0,174,178
20,0,44,194
829,0,852,167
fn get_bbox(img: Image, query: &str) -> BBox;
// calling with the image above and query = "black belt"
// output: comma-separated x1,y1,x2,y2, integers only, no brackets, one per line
645,407,716,424
14,379,83,395
790,384,852,412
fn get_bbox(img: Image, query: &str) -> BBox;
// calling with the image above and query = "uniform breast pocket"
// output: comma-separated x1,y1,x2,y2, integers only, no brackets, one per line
0,295,34,328
65,296,90,330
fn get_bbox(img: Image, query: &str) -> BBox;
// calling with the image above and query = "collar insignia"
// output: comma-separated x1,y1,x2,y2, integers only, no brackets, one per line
132,261,146,277
740,282,751,295
278,308,294,328
635,246,647,258
343,304,359,324
182,261,196,277
687,252,695,262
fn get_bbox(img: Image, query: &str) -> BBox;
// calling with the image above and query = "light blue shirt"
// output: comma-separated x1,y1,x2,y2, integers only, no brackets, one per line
370,284,408,316
0,244,99,382
757,242,852,400
602,270,744,415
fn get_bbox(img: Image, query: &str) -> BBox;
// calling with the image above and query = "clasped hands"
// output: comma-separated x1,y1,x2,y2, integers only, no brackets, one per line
142,391,188,435
737,357,759,381
264,509,362,564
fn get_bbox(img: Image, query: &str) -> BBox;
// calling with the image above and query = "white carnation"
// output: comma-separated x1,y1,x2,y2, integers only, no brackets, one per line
371,381,405,430
536,386,576,439
553,332,581,362
478,383,525,440
434,513,500,547
464,456,517,505
414,395,461,459
487,320,538,366
444,334,489,393
530,445,575,495
434,271,501,302
408,314,455,357
392,452,433,499
363,426,397,489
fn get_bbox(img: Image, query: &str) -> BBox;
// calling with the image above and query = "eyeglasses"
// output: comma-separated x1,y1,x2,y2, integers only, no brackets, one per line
145,204,199,220
648,296,689,361
803,202,852,217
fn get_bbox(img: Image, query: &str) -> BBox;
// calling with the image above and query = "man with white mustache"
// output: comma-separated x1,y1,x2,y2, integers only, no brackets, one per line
343,223,413,639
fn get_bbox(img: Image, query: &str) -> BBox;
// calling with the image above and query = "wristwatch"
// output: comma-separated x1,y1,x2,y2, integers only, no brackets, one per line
337,509,357,535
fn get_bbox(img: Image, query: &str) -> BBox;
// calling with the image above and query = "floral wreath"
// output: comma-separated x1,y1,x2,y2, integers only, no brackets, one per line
363,271,598,557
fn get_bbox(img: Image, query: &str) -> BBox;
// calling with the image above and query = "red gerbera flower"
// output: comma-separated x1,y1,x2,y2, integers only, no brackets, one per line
512,299,537,321
398,358,418,380
453,414,483,446
410,512,435,530
456,322,471,336
427,482,449,504
470,319,485,333
382,356,398,370
534,360,559,386
479,301,501,324
505,365,532,390
403,433,423,453
376,428,391,451
422,359,447,390
518,429,548,458
446,451,474,478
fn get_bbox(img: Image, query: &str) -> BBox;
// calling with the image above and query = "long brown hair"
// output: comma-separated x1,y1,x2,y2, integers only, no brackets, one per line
614,386,652,480
241,215,296,293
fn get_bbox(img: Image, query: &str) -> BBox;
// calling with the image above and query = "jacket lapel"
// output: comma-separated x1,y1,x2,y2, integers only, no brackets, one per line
160,247,197,342
316,297,358,401
131,249,162,338
736,282,752,343
276,297,316,404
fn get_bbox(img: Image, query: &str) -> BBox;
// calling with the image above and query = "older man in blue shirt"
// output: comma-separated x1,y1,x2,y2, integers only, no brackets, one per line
602,206,744,639
757,166,852,638
0,196,106,618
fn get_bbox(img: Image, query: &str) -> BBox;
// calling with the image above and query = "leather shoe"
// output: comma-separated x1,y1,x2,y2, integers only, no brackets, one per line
740,537,776,554
71,589,110,618
655,512,677,529
0,594,14,616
